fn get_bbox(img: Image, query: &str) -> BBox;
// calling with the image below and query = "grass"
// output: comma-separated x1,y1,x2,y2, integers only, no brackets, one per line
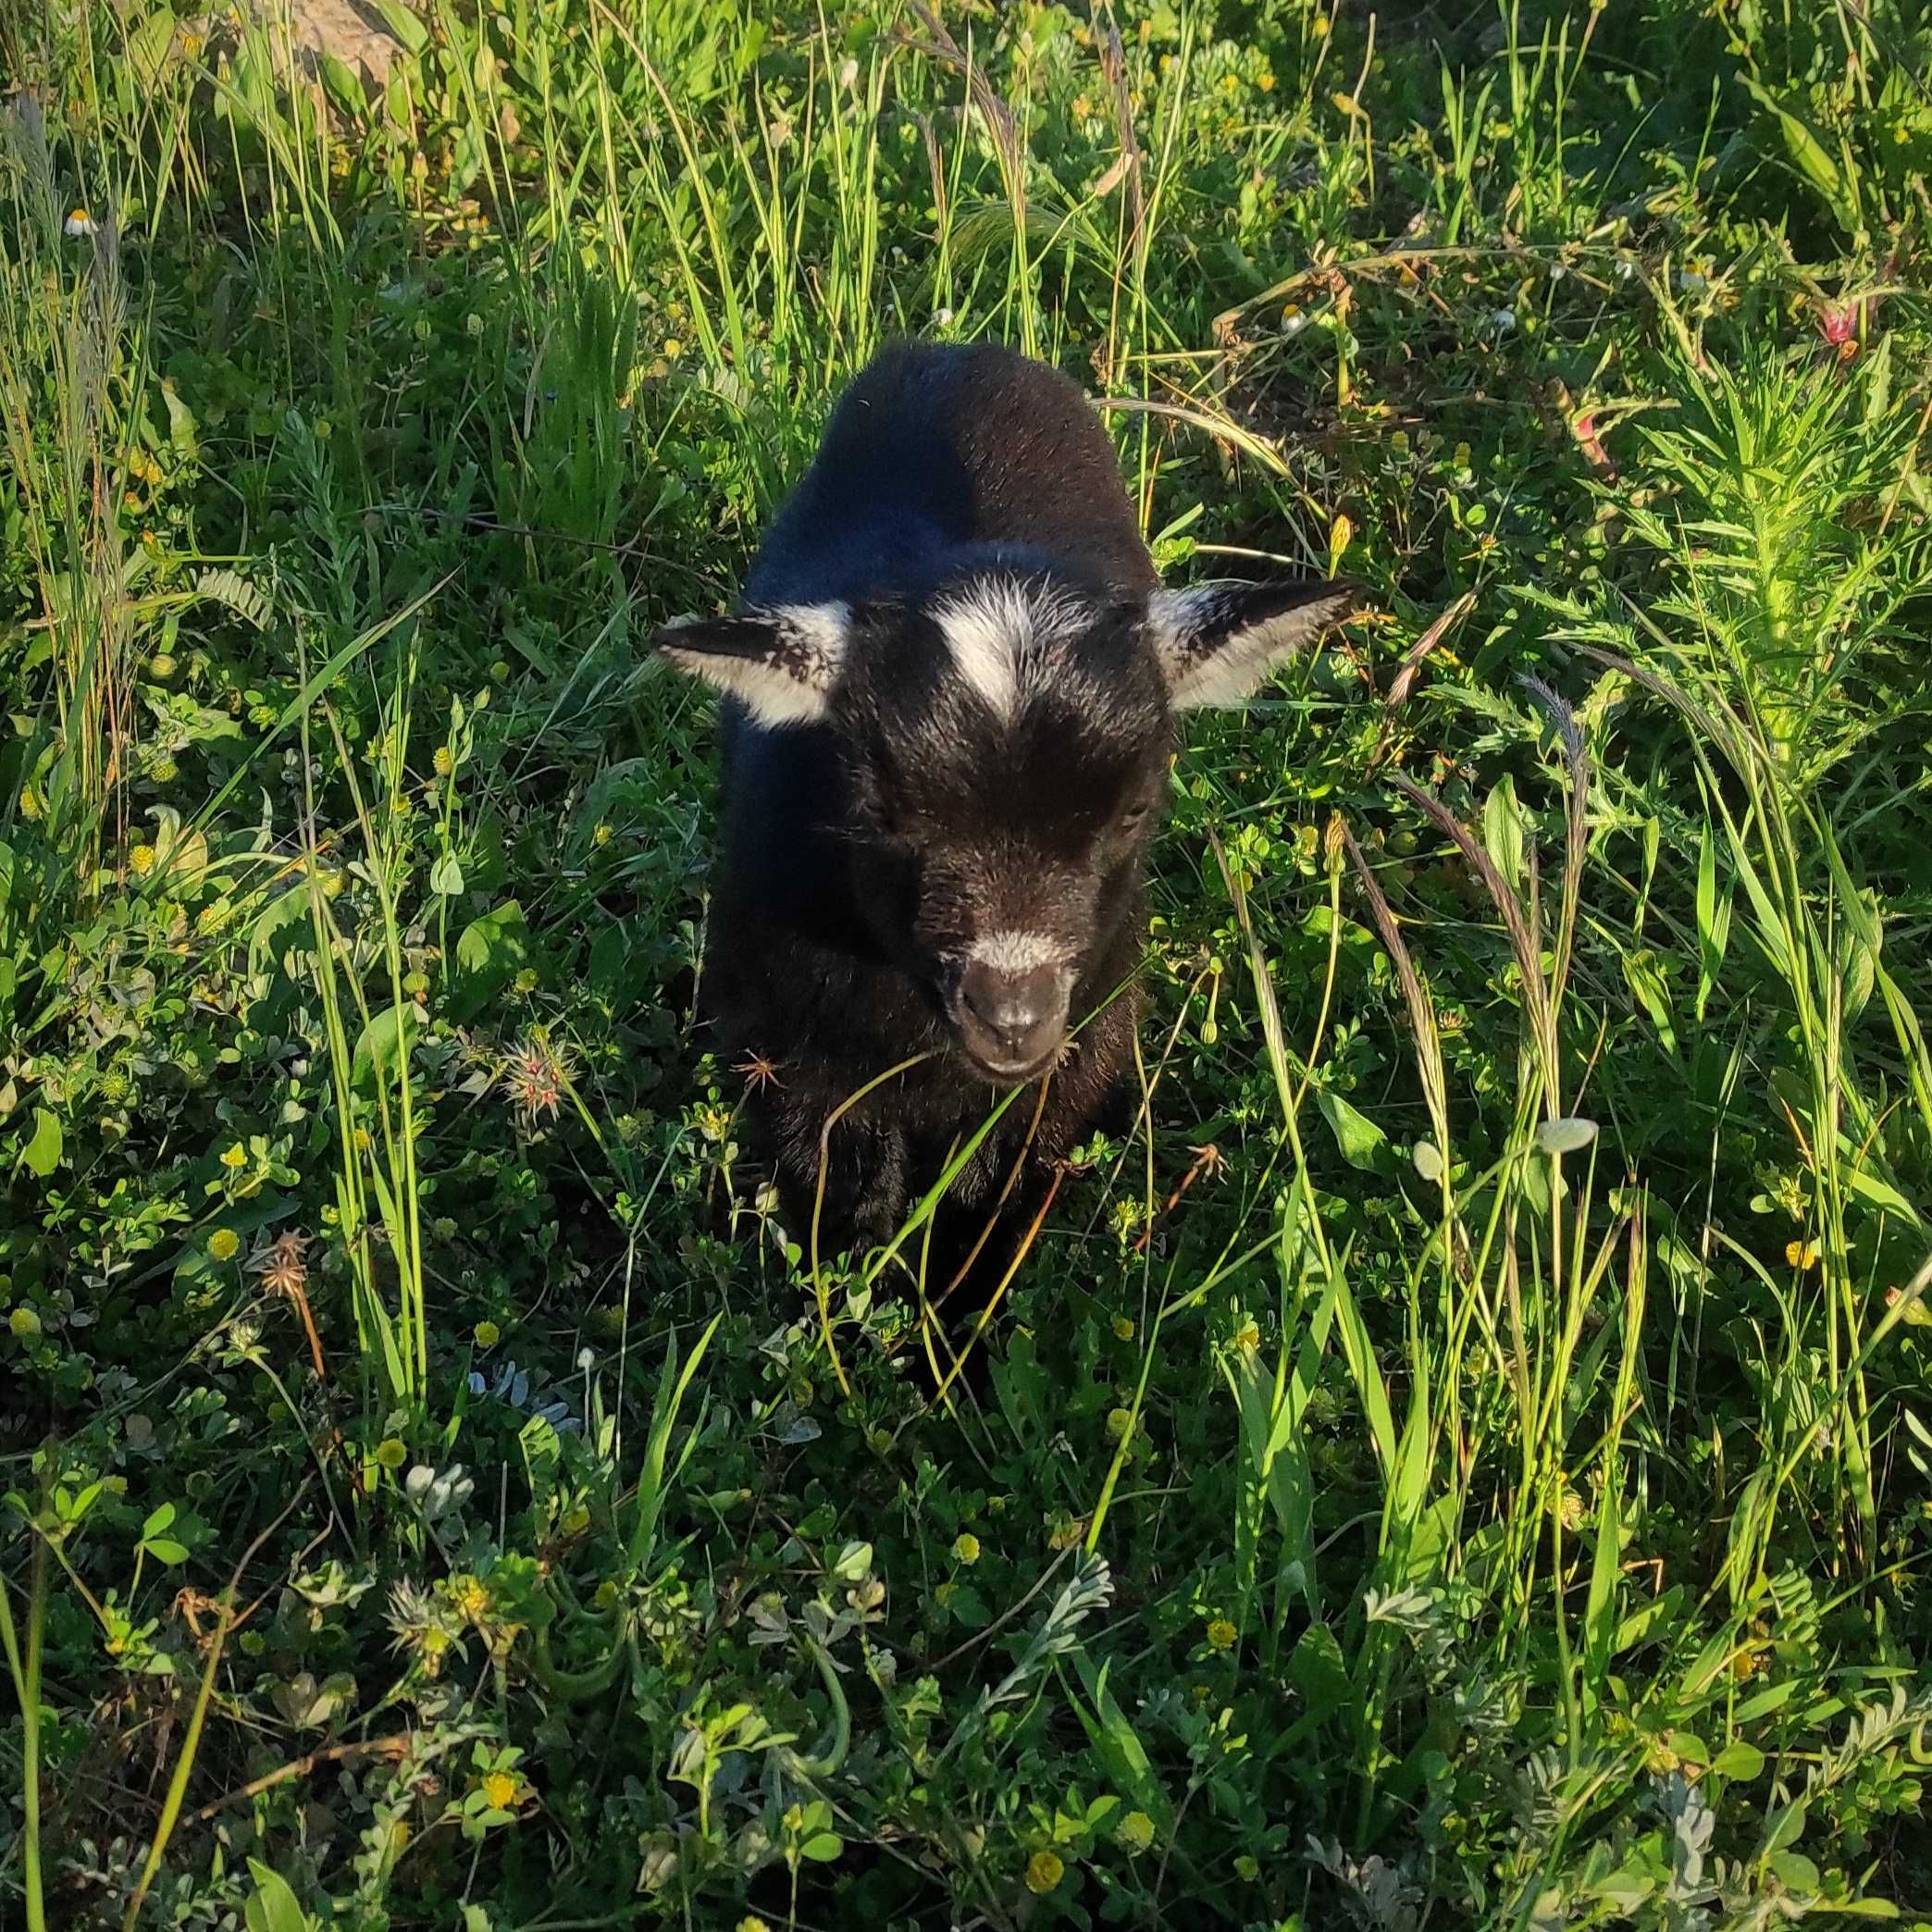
3,0,1931,1925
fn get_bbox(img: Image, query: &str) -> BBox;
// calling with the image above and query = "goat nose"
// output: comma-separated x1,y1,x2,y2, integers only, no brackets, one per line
960,960,1062,1054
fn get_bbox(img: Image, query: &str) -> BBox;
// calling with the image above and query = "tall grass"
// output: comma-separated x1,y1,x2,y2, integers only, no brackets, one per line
3,0,1929,1924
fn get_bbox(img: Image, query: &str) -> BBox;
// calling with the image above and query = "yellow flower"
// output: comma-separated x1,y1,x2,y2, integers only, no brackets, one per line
433,745,454,777
1112,1314,1134,1340
220,1142,248,1170
375,1437,408,1471
951,1532,980,1565
480,1770,519,1810
129,845,156,875
475,1319,501,1348
451,1575,489,1623
593,822,613,847
1207,1617,1238,1652
1024,1850,1064,1894
663,338,682,359
1117,1810,1156,1853
9,1307,43,1339
1786,1239,1819,1270
207,1228,241,1262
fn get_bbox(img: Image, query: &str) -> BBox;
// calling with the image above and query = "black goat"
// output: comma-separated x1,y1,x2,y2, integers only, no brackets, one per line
658,341,1354,1268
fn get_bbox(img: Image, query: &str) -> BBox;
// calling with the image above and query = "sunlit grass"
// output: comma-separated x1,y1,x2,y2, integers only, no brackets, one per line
2,1,1929,1925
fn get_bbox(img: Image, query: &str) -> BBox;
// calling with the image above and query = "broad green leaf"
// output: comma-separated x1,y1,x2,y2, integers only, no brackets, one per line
1844,1163,1918,1224
161,381,199,462
1709,1740,1765,1781
1288,1622,1353,1725
353,1002,417,1089
368,0,427,54
1742,78,1852,225
1316,1089,1386,1170
1481,774,1526,886
1068,1656,1176,1833
250,886,312,977
19,1107,61,1178
450,898,530,1020
245,1860,316,1932
318,50,367,120
1581,1473,1622,1690
428,849,465,896
128,6,179,86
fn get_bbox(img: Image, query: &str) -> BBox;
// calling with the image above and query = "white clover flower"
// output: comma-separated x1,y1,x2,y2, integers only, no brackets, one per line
404,1462,474,1522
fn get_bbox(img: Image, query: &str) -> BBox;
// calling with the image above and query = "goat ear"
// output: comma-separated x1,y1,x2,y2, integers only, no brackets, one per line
1146,578,1358,710
654,602,852,727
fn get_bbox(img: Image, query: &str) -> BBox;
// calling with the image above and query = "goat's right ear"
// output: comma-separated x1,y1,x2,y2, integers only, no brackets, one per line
654,602,852,728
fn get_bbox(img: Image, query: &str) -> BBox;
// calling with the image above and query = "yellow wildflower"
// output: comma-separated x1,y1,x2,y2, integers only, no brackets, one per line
1024,1850,1064,1894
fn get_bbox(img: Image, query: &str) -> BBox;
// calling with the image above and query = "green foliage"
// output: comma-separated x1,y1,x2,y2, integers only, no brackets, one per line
2,0,1929,1926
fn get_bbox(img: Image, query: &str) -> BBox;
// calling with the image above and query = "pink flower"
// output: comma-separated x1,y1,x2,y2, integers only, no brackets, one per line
1570,410,1614,476
1815,302,1859,357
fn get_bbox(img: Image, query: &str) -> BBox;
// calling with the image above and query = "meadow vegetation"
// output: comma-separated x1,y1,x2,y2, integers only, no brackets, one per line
3,0,1931,1925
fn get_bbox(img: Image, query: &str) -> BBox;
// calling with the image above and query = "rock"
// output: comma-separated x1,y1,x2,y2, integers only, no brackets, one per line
247,0,410,88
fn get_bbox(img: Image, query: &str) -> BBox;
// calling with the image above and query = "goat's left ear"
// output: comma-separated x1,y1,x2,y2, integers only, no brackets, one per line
654,602,852,728
1146,578,1359,710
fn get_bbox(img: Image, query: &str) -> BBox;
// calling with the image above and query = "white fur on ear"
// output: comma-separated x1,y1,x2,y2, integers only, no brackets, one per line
657,602,851,728
1148,580,1356,710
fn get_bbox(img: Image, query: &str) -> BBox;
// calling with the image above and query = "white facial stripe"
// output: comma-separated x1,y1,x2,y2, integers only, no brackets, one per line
968,930,1072,972
935,578,1087,719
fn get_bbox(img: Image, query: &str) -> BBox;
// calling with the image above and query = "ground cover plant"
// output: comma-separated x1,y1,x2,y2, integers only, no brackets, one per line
4,0,1931,1925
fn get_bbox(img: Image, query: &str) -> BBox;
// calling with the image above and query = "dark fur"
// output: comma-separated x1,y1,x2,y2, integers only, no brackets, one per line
659,342,1353,1266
